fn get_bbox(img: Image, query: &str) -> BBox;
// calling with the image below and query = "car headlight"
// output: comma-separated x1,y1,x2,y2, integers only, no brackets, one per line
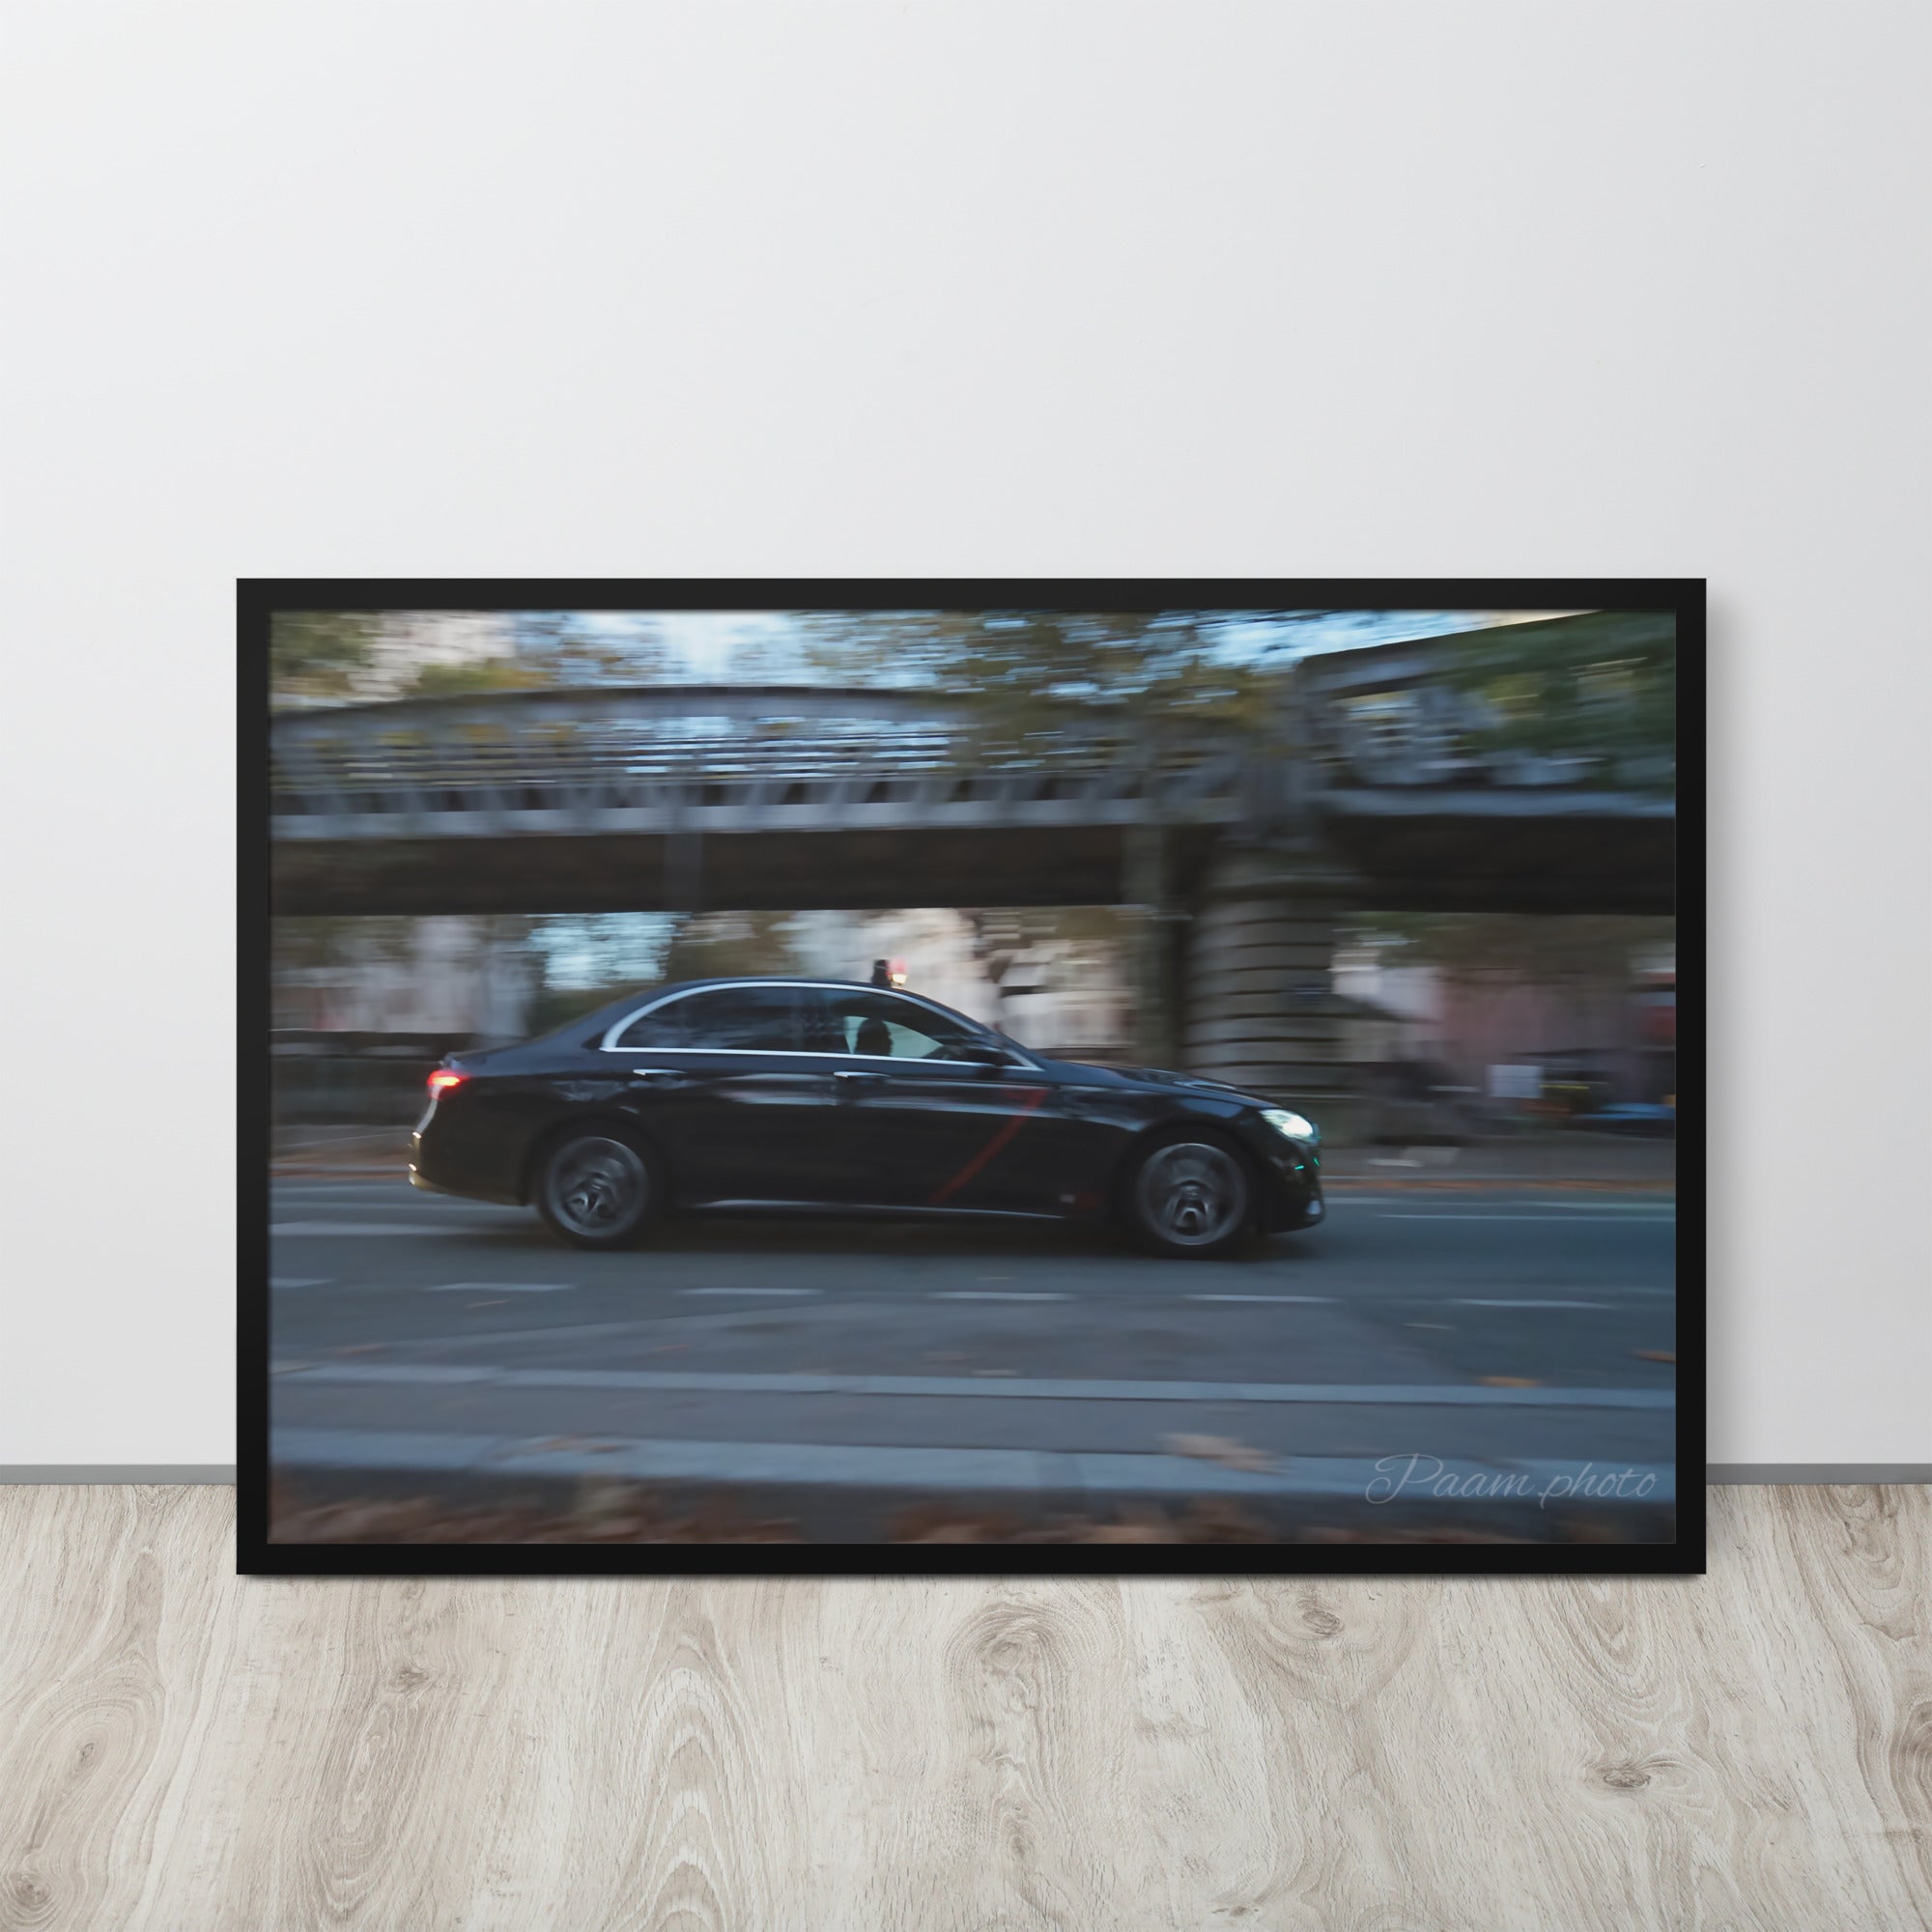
1261,1108,1320,1144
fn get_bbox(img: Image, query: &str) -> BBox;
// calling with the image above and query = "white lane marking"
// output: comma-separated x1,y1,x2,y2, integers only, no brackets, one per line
1451,1298,1610,1309
272,1223,491,1236
680,1287,820,1298
272,1363,1675,1408
1377,1213,1674,1224
930,1291,1070,1302
270,1277,331,1290
1332,1195,1673,1208
270,1182,422,1195
426,1282,575,1294
1188,1293,1335,1304
1505,1203,1675,1213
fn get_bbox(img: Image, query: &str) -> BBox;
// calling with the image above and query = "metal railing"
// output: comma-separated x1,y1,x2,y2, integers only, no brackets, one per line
270,625,1675,842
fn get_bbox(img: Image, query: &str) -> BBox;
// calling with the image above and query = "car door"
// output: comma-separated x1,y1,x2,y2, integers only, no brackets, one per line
798,987,1060,1213
605,984,838,1204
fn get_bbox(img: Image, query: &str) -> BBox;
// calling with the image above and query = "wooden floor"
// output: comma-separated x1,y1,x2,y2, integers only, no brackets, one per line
0,1488,1925,1930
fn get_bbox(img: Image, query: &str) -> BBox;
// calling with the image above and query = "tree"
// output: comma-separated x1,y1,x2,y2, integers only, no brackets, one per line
788,610,1361,746
1435,611,1675,780
656,911,804,983
269,612,378,705
1346,910,1674,997
269,610,678,706
401,613,670,697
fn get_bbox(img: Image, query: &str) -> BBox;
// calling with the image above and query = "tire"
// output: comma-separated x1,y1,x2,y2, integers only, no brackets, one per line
533,1127,658,1250
1122,1131,1254,1260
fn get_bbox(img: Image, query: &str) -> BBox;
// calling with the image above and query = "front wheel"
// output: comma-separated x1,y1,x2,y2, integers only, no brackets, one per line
1124,1134,1253,1259
535,1130,656,1249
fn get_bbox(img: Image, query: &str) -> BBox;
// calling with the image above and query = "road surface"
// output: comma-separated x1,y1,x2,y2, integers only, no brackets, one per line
266,1176,1678,1536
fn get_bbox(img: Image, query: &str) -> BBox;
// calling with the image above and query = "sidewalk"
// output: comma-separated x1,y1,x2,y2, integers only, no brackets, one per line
270,1429,1676,1544
270,1124,1676,1191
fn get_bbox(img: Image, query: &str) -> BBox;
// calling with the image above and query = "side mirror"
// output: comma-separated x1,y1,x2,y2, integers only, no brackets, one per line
957,1041,1018,1069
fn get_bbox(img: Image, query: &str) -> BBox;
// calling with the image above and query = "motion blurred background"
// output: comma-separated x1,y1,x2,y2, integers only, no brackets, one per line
269,605,1675,1154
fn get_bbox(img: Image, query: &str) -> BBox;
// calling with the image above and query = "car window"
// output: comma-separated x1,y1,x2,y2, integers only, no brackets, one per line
806,989,981,1061
611,986,800,1052
610,1005,691,1049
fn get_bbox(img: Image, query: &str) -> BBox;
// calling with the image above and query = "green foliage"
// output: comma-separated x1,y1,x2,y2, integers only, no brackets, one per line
525,980,653,1037
788,609,1668,769
398,616,665,698
270,611,672,707
1437,612,1675,778
270,613,378,704
1348,911,1675,989
789,610,1322,746
658,911,805,983
404,659,545,698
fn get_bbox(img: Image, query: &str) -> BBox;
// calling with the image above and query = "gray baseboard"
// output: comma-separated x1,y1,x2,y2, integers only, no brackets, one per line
2,1465,1927,1486
1706,1465,1932,1485
1,1466,239,1483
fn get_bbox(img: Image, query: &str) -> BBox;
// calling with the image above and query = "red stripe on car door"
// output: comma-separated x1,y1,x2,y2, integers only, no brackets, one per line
926,1086,1050,1206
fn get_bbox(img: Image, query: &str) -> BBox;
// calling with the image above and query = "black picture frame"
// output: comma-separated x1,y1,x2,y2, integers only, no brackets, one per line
240,579,1704,1577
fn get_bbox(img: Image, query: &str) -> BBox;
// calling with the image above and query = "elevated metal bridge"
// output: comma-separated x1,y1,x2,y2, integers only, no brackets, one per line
269,619,1675,917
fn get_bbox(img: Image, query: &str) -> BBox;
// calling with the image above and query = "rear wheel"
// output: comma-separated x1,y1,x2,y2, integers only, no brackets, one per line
1124,1134,1253,1259
534,1130,656,1249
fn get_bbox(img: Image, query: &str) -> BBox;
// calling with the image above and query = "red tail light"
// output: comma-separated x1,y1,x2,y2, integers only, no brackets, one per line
426,1070,467,1096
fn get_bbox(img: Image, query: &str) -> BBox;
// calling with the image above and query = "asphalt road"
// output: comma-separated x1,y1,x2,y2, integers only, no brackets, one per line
267,1177,1677,1524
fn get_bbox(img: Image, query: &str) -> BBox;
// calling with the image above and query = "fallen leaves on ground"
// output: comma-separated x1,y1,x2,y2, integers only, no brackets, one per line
1634,1350,1676,1364
266,1479,1642,1546
270,1478,804,1545
892,1498,1287,1544
1478,1376,1543,1388
1301,1525,1537,1545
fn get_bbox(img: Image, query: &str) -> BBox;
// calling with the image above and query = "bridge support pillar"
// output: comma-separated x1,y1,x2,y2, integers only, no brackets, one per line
1180,849,1363,1134
1123,824,1187,1068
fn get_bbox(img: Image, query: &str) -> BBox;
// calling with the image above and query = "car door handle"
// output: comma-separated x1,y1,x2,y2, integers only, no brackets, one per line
833,1070,885,1087
629,1067,689,1084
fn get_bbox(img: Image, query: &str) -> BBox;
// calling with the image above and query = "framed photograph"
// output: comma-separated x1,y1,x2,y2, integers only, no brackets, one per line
241,581,1701,1575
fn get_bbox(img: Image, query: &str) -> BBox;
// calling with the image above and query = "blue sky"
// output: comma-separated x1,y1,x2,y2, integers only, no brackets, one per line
573,609,1556,683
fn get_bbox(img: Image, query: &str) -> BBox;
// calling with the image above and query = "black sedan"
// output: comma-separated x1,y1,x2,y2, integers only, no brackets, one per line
410,978,1323,1259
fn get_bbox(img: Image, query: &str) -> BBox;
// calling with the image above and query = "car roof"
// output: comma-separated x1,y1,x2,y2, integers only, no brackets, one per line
660,976,877,990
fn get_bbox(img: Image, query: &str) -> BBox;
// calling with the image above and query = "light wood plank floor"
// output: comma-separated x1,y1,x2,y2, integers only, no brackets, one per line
0,1486,1925,1931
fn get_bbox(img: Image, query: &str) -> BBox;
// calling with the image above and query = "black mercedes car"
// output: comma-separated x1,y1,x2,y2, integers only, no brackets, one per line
410,978,1323,1259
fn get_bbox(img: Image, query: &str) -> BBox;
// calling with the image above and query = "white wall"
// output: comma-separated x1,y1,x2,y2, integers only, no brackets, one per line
5,3,1925,1465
